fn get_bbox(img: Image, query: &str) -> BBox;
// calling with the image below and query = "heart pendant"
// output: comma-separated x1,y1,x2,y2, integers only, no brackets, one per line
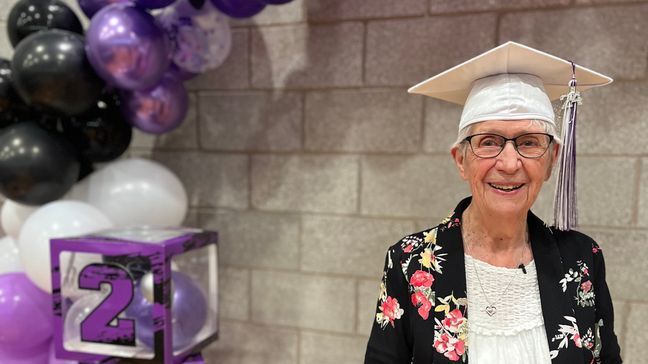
485,305,497,316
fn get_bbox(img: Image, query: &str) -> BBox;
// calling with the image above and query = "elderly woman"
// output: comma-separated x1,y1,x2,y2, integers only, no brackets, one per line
364,42,622,364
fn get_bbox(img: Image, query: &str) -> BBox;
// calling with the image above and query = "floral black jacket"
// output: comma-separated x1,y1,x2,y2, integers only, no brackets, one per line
365,197,622,364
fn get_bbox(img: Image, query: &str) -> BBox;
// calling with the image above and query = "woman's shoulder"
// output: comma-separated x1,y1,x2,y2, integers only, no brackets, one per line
549,227,602,254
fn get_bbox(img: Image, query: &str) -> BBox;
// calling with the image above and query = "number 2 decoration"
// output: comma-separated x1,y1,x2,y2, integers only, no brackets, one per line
79,263,136,346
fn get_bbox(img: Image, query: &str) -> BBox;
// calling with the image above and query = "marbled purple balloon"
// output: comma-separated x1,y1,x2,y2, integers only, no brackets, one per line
0,273,53,353
125,271,208,350
210,0,265,18
85,3,171,90
120,72,189,134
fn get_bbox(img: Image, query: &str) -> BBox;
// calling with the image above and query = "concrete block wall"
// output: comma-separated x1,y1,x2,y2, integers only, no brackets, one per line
0,0,646,362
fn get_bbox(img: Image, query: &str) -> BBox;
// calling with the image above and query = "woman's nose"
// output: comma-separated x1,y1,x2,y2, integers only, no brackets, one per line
496,141,521,172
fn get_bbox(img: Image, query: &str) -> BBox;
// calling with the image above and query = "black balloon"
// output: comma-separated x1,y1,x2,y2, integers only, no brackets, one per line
0,58,31,128
61,92,132,163
0,122,80,205
12,30,104,116
7,0,83,47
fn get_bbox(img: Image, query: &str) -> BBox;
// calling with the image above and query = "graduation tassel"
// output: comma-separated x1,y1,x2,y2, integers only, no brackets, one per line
553,62,581,231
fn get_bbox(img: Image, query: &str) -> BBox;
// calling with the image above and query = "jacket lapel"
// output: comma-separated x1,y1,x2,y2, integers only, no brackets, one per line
429,199,469,364
528,212,584,363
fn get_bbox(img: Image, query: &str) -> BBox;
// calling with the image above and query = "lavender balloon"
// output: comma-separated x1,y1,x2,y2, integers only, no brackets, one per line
120,72,188,134
210,0,265,18
0,273,53,353
86,3,171,90
158,0,232,74
125,271,208,350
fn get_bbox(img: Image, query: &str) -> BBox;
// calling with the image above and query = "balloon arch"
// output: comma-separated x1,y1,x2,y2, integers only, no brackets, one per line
0,0,293,362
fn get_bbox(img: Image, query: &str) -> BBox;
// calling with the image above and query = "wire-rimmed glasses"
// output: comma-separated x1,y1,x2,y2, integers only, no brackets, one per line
463,133,554,159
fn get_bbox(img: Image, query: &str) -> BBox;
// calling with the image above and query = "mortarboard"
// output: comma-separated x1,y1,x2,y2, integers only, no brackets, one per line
407,41,613,231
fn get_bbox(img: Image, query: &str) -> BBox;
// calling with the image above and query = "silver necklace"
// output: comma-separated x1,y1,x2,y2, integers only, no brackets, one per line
466,242,526,316
462,217,529,317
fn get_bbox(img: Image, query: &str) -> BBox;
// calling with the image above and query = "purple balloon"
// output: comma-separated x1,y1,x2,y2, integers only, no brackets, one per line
0,340,49,364
125,271,208,350
0,273,53,353
86,3,171,90
78,0,129,18
136,0,175,9
210,0,265,18
121,72,188,134
260,0,292,3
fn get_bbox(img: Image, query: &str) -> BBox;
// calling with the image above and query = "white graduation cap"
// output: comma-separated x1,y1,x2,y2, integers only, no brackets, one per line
408,41,613,231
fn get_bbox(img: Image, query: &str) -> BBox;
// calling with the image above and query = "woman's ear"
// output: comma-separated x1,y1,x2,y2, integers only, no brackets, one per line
544,143,560,181
451,146,468,180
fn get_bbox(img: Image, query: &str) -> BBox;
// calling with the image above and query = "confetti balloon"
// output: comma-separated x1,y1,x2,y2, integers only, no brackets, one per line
158,0,232,74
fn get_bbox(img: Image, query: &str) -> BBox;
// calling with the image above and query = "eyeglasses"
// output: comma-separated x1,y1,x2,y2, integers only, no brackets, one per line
463,133,554,159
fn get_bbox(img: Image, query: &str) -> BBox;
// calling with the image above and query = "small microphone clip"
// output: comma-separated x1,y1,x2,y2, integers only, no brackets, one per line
518,264,527,274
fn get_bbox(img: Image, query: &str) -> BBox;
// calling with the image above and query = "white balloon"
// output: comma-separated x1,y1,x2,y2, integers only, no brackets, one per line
18,201,113,292
1,200,38,240
0,236,22,274
67,158,188,228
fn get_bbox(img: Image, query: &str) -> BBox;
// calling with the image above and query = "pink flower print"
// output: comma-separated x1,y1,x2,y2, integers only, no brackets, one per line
379,296,404,327
573,333,582,348
441,309,466,333
434,332,466,361
585,340,594,350
403,244,413,253
411,291,432,320
410,270,434,288
592,246,599,254
433,332,449,353
581,266,589,276
580,280,592,293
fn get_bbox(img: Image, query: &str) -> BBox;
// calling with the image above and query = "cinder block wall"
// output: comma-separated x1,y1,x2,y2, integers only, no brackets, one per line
1,0,646,362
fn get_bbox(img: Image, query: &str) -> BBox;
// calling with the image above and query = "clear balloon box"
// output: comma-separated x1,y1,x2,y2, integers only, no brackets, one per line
50,227,218,363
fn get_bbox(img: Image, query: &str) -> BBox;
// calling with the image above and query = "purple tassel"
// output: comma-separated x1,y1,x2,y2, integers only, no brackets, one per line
553,71,581,231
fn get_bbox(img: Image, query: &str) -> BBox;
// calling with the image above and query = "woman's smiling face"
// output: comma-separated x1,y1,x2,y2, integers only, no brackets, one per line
451,119,559,218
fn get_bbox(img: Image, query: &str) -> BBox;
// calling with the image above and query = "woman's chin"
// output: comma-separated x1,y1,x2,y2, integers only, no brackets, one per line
481,195,530,217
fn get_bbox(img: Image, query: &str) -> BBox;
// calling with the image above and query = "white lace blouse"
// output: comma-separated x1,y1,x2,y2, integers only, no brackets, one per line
464,254,552,364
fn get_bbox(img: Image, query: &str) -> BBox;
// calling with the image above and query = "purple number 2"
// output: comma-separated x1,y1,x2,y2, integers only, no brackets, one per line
79,263,136,346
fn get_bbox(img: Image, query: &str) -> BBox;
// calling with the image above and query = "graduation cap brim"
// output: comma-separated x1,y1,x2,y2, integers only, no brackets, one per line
407,41,613,105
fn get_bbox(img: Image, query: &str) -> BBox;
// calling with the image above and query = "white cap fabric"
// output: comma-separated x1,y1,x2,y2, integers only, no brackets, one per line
459,73,554,130
408,41,612,130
